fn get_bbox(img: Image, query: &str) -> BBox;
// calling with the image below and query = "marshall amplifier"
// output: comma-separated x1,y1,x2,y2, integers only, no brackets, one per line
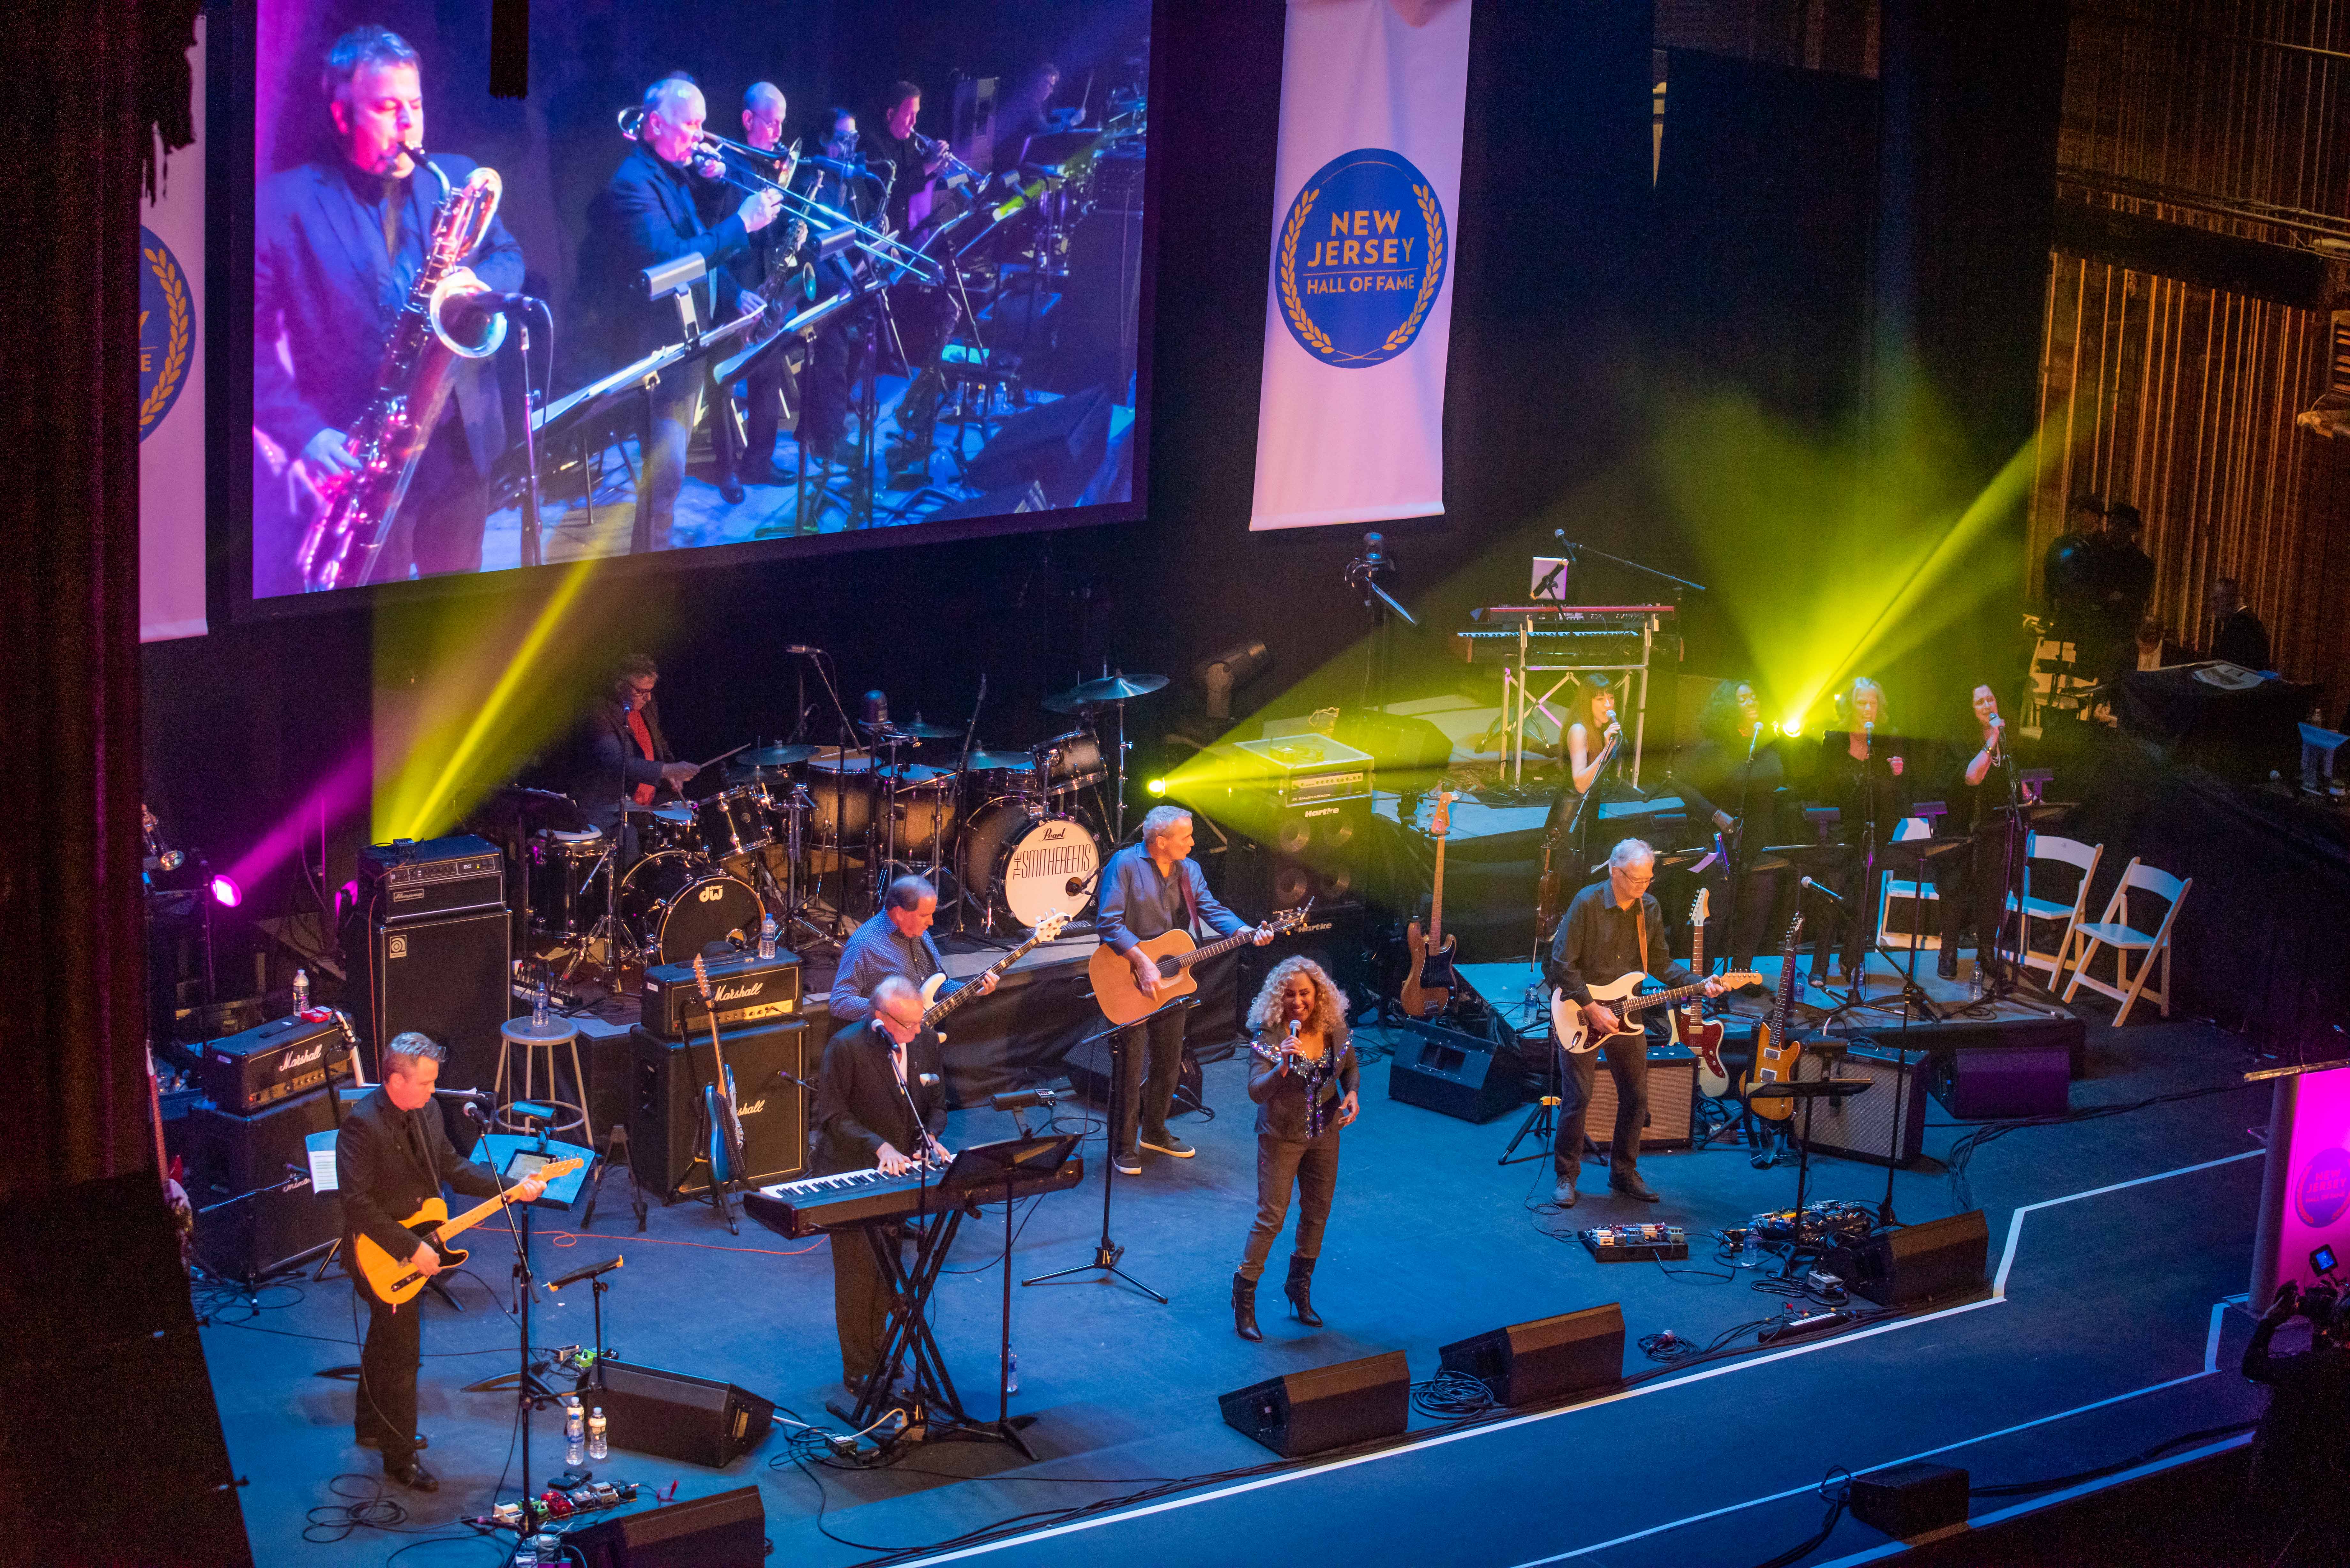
640,951,804,1040
359,834,504,920
198,1012,353,1113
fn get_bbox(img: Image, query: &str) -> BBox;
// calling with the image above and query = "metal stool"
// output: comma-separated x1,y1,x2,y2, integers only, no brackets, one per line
496,1014,591,1145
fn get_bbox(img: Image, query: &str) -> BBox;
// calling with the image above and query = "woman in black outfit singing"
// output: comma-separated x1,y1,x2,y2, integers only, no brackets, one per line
1811,677,1907,981
1934,682,2016,984
1672,679,1786,968
1233,957,1360,1341
1545,675,1626,873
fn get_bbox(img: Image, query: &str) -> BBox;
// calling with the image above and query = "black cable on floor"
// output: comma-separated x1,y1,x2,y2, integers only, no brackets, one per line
1748,1468,1851,1568
1411,1370,1496,1418
1967,1419,2258,1498
1945,1082,2249,1211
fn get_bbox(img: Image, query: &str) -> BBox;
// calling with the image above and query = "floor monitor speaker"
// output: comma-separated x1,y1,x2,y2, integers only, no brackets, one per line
565,1482,765,1566
1387,1018,1527,1124
1219,1349,1411,1457
590,1360,776,1468
1438,1303,1625,1407
1824,1209,1990,1308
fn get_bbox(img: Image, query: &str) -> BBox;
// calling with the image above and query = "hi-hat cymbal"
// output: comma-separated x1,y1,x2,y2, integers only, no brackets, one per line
1045,672,1169,712
737,743,820,768
861,718,962,740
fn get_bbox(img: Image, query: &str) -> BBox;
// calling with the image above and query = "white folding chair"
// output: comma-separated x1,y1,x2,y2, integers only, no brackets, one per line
2061,858,2190,1024
2006,832,2103,984
1877,816,1940,950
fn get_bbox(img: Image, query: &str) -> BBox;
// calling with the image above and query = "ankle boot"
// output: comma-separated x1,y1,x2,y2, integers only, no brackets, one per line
1285,1255,1324,1327
1232,1272,1262,1341
1937,946,1959,981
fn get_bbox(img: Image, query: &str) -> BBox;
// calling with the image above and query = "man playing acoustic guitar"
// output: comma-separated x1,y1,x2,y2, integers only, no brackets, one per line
1546,839,1725,1208
337,1033,545,1492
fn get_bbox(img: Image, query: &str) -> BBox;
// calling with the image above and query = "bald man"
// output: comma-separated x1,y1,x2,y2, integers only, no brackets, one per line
583,73,784,550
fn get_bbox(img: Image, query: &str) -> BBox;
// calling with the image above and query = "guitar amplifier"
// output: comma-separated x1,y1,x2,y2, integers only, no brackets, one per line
198,1012,354,1113
1581,1040,1698,1151
640,951,804,1039
359,834,504,920
1793,1038,1928,1165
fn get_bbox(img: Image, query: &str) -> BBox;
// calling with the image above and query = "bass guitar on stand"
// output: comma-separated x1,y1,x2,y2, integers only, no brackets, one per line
1399,791,1458,1019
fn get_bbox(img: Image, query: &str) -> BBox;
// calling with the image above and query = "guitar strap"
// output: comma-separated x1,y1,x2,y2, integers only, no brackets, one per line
1635,901,1649,980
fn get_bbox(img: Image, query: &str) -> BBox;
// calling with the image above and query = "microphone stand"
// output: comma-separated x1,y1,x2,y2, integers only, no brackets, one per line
1344,535,1418,713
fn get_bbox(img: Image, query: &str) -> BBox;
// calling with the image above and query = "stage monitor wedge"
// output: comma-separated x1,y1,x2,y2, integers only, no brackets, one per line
1438,1303,1626,1408
1219,1349,1412,1458
1824,1210,1990,1308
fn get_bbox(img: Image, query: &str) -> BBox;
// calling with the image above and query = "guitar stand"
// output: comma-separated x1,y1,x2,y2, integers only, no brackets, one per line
579,1122,647,1234
1023,1010,1173,1303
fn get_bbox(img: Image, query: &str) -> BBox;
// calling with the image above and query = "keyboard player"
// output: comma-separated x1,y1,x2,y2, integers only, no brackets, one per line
811,974,951,1394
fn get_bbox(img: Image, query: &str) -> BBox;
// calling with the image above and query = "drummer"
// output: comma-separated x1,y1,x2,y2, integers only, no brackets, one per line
577,654,699,833
828,875,996,1027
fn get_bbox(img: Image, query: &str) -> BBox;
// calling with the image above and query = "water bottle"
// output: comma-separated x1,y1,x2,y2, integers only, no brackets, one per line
588,1406,608,1461
564,1395,585,1466
758,913,777,962
533,971,552,1029
292,969,310,1014
1005,1348,1019,1396
528,1535,561,1567
511,1541,536,1568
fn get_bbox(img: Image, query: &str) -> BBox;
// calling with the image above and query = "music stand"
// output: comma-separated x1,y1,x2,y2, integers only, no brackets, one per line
1748,1076,1870,1216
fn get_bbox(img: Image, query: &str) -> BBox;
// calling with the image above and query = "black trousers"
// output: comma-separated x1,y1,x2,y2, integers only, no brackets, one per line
355,1286,421,1465
827,1221,906,1384
1555,1028,1655,1180
1116,1005,1187,1155
1936,826,2011,960
1239,1127,1340,1281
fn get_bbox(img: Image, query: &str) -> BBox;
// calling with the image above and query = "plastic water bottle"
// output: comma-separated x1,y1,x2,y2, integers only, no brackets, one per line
564,1395,586,1466
528,1535,561,1567
292,969,310,1014
533,972,552,1029
511,1541,536,1568
1005,1348,1019,1396
588,1406,608,1461
758,913,777,962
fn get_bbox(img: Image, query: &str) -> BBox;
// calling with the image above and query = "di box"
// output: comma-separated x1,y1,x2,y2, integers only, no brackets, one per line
1219,1349,1411,1458
588,1359,776,1468
1387,1018,1527,1124
1823,1210,1989,1308
1438,1304,1625,1408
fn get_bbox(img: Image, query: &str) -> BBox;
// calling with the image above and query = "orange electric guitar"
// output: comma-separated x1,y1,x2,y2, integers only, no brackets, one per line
1398,791,1458,1019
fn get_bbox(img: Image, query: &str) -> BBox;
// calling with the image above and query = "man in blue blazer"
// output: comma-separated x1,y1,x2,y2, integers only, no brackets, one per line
252,25,523,595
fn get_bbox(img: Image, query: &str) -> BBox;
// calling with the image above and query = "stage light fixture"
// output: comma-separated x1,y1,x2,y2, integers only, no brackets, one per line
209,873,243,908
1147,777,1168,796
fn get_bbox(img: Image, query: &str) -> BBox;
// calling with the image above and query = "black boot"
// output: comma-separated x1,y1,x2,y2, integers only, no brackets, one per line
1937,946,1959,981
1232,1272,1262,1341
1285,1255,1324,1327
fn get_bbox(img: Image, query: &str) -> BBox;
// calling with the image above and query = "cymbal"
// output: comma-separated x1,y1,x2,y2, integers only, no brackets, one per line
862,718,962,740
737,743,820,768
968,749,1036,772
1053,672,1169,707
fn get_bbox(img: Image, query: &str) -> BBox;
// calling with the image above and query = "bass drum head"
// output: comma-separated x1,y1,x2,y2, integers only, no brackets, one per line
618,850,764,966
961,805,1101,929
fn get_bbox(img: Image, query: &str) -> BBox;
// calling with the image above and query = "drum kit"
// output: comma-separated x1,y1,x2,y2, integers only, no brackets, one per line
522,671,1171,989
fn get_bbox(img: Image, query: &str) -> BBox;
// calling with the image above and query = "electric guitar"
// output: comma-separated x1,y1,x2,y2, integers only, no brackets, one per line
1398,792,1459,1019
693,955,747,1217
919,911,1069,1037
1746,913,1808,1122
1670,888,1735,1097
352,1158,581,1306
1552,967,1762,1055
1089,904,1316,1028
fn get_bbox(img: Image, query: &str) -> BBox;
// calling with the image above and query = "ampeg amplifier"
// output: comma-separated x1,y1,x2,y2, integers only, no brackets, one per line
359,834,504,919
640,950,803,1039
198,1012,353,1113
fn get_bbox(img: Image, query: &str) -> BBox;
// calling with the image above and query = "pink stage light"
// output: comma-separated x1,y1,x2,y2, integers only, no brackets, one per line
222,745,374,898
209,874,243,908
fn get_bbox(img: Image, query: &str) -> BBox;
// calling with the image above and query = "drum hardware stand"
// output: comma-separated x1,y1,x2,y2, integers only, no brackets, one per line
1023,1007,1180,1303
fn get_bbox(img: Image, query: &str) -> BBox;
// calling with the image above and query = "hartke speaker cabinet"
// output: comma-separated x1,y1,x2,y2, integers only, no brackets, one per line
187,1092,341,1282
628,1019,809,1198
1439,1303,1625,1407
1387,1019,1527,1124
567,1484,765,1567
1219,1349,1411,1457
1824,1209,1990,1308
589,1360,776,1468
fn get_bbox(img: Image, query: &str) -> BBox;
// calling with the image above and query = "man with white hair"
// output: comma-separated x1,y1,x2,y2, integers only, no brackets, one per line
1097,805,1274,1175
1545,839,1724,1206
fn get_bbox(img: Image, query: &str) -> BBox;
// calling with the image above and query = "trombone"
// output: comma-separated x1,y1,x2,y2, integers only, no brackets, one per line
618,106,943,287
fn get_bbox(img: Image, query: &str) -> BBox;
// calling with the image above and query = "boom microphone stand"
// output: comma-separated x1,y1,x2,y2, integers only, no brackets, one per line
1345,532,1418,713
1022,1005,1177,1302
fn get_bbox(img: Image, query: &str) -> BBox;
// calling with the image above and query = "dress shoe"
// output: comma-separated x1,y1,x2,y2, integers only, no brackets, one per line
1609,1170,1661,1202
356,1431,428,1452
720,477,747,506
1553,1177,1579,1208
384,1458,439,1493
1937,947,1959,981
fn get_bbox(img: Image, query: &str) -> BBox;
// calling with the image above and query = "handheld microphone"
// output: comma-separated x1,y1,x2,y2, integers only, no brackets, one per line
1800,876,1847,906
1864,720,1875,740
1286,1018,1302,1041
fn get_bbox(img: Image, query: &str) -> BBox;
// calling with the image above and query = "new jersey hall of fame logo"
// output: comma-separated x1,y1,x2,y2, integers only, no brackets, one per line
140,226,194,441
1276,149,1448,369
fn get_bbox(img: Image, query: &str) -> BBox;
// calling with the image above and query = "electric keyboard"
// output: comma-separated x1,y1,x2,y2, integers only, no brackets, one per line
1455,627,1650,664
743,1157,1087,1238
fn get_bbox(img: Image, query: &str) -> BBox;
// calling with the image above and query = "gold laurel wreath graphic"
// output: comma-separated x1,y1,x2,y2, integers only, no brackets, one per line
1277,188,1335,358
1380,185,1445,356
140,244,192,433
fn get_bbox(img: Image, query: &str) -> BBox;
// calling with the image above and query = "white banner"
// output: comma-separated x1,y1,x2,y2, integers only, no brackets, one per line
139,14,208,642
1250,0,1470,531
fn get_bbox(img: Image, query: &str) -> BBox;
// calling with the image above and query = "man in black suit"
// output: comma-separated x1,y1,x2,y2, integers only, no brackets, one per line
582,74,784,553
811,975,951,1391
2207,576,2274,671
253,25,524,594
337,1032,545,1491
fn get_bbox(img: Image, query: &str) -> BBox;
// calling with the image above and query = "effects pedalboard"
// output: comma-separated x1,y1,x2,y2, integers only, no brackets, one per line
476,1479,642,1534
1580,1223,1689,1262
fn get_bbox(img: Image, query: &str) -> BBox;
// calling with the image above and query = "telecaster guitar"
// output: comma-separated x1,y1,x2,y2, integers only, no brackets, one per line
1747,913,1808,1122
1669,888,1735,1097
1089,904,1314,1028
352,1158,580,1306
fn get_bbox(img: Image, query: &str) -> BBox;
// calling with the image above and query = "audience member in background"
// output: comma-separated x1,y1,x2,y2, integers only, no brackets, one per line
1672,679,1787,969
2206,576,2273,671
1810,678,1906,983
1232,957,1359,1342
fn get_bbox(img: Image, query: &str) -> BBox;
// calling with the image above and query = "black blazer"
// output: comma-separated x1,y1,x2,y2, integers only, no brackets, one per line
580,143,750,367
335,1088,505,1284
572,696,675,806
812,1020,947,1176
253,156,522,473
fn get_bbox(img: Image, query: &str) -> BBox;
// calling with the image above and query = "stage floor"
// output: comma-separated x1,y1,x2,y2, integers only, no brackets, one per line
196,999,2274,1567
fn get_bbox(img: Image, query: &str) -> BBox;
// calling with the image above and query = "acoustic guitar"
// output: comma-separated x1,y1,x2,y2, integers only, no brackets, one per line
1398,791,1459,1019
1670,888,1735,1097
352,1158,580,1306
1089,904,1315,1028
1746,913,1808,1122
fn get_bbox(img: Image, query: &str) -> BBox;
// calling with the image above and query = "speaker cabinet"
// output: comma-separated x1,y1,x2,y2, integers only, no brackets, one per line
1931,1041,2070,1119
1387,1018,1527,1124
1219,1349,1411,1457
1824,1209,1989,1308
628,1019,809,1198
1579,1040,1699,1150
1438,1303,1625,1407
588,1360,776,1469
1849,1462,1970,1537
566,1483,765,1566
361,901,511,1100
1794,1038,1928,1165
187,1092,341,1282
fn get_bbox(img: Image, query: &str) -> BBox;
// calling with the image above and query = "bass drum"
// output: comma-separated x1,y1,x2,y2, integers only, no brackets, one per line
959,803,1102,929
618,850,764,967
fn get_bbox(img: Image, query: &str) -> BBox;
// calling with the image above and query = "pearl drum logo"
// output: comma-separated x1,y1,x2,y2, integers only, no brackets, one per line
1276,149,1448,369
139,226,193,439
2297,1144,2350,1228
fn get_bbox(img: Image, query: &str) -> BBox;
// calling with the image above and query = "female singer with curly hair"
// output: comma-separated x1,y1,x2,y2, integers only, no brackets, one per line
1232,956,1360,1341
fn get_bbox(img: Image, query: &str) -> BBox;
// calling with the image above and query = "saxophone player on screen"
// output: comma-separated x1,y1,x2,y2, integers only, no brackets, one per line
254,25,523,593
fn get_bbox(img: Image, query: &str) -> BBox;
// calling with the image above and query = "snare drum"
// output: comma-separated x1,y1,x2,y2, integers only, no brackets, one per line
960,802,1102,928
1033,729,1107,795
526,830,607,937
694,783,775,860
617,850,764,966
804,748,877,846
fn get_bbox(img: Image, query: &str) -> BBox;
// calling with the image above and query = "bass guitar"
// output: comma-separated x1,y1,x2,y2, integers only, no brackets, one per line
1088,904,1315,1028
1670,888,1736,1097
352,1158,580,1306
1552,967,1762,1055
1398,791,1458,1019
919,910,1069,1037
694,954,747,1227
1746,913,1808,1122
